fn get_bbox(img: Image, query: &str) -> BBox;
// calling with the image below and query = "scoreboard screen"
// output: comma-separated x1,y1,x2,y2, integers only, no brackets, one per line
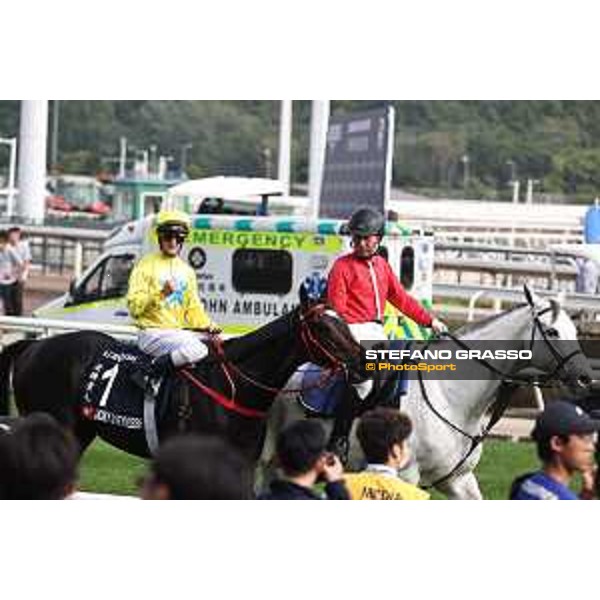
319,105,395,219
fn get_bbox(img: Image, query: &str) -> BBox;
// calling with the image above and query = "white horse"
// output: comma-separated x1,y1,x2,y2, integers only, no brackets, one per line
262,286,592,499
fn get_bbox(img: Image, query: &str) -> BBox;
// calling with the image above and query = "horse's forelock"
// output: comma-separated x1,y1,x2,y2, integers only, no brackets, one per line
323,308,342,321
537,301,578,340
464,300,578,341
319,312,361,357
302,304,360,361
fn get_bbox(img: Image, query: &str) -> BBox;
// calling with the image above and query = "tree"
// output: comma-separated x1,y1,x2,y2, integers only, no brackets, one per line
2,100,600,200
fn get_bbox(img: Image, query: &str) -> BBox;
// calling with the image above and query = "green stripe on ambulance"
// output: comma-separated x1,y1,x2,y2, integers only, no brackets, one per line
188,229,343,253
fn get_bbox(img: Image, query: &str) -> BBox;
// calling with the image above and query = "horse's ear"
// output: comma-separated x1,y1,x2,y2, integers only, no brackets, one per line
523,283,540,308
549,298,562,323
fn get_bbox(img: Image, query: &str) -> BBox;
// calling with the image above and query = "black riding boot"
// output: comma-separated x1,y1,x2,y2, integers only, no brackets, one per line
150,354,175,378
328,386,359,463
130,354,175,390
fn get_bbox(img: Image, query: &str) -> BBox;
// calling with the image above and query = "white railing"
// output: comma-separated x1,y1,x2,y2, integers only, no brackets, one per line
389,197,588,223
416,225,582,247
21,224,110,240
0,316,237,348
0,316,138,346
389,197,587,247
433,241,591,294
433,282,600,314
16,226,109,279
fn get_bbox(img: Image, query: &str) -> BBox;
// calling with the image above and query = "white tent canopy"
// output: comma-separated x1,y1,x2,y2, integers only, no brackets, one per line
166,176,308,215
168,176,285,201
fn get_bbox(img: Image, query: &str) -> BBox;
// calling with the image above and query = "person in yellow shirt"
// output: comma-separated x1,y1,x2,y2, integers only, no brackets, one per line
344,408,430,500
127,210,219,379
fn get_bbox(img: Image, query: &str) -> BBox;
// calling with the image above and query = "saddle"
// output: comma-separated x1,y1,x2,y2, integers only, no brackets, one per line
81,343,183,457
298,365,347,417
299,340,410,460
299,340,411,418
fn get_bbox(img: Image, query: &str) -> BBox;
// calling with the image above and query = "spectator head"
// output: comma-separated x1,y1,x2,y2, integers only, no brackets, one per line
7,227,22,244
0,230,8,247
356,408,413,468
532,401,600,473
275,420,329,478
0,413,79,499
140,434,253,500
386,209,400,222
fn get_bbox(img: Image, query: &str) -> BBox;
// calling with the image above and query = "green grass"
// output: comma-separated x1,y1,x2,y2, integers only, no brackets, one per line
79,440,147,496
78,438,539,499
475,439,538,499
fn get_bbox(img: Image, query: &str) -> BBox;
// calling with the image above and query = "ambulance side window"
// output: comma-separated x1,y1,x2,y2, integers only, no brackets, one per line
71,254,135,304
102,255,136,298
400,246,415,291
77,264,104,302
232,249,292,294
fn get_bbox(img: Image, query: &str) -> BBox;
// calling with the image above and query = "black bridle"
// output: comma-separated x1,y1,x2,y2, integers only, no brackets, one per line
180,304,361,416
226,304,362,395
298,304,359,377
526,306,585,385
420,306,586,490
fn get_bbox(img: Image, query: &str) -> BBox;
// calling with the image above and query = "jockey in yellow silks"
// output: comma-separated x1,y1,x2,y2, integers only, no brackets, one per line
127,210,219,377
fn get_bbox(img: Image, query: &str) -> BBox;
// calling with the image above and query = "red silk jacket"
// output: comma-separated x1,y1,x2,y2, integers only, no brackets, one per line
326,253,433,326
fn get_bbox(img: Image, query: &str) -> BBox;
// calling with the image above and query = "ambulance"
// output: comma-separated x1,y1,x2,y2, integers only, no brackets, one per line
34,180,435,340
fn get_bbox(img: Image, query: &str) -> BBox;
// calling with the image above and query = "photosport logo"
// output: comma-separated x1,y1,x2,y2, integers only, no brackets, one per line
359,339,568,381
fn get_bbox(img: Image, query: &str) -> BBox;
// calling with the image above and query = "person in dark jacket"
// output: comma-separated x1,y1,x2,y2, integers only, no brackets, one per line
510,401,600,500
259,420,349,500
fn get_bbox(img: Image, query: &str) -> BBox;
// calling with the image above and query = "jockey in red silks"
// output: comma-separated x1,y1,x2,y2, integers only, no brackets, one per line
325,207,447,455
327,206,446,348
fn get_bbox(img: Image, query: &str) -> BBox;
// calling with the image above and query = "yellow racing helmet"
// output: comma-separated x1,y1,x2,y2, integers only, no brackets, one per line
155,210,192,239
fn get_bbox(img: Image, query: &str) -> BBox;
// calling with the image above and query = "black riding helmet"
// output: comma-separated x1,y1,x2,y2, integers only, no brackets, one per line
347,207,385,237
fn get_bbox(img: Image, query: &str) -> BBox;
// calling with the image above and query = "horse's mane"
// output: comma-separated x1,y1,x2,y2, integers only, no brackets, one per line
221,308,297,362
455,303,526,336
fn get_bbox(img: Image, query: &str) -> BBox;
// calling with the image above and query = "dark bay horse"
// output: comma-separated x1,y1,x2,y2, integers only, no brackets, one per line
0,303,363,462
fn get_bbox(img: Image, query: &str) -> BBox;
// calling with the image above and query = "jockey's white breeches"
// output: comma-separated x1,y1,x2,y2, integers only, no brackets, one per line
348,322,388,400
137,329,209,367
348,322,388,344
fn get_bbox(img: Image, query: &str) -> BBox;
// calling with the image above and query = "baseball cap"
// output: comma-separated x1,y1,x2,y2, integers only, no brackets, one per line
532,401,600,441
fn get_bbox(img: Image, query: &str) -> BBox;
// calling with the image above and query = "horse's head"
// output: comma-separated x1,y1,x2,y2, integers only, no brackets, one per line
523,284,592,389
297,302,365,383
295,272,364,381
